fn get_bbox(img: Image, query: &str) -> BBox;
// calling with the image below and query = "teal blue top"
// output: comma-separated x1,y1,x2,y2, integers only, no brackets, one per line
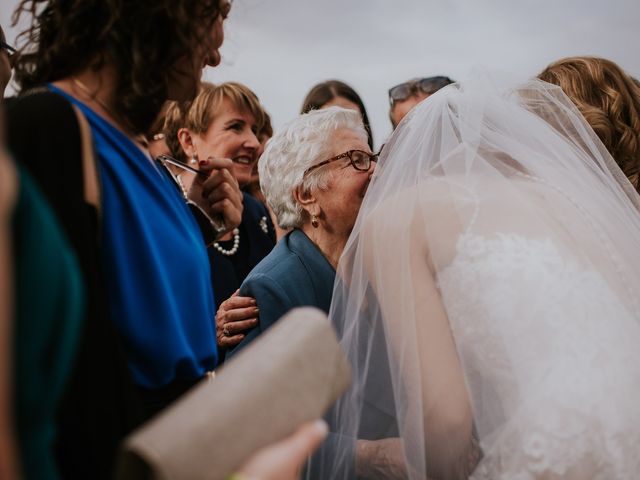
229,229,336,358
12,165,84,480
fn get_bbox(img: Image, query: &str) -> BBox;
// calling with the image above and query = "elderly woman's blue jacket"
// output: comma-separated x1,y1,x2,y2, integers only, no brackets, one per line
227,228,335,358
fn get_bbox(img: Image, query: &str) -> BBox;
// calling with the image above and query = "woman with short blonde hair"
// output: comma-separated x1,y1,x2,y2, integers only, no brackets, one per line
164,81,276,327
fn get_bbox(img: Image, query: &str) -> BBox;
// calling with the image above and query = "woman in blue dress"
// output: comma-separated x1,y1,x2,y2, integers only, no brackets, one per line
7,0,242,477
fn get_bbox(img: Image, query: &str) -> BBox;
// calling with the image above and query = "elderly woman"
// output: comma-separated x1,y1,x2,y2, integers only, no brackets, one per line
223,106,377,357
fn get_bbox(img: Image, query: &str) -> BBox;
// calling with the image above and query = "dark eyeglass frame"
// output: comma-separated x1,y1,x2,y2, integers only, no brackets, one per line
0,41,16,66
0,41,16,55
388,76,454,105
303,149,378,178
155,154,228,238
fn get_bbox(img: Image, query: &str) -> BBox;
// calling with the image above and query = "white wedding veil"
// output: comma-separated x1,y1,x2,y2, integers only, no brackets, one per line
313,73,640,479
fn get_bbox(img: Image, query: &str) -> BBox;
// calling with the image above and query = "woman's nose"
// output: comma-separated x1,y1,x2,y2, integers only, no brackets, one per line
245,131,260,150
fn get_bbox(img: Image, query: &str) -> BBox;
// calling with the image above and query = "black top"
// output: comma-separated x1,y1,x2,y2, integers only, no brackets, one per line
6,91,143,480
209,192,275,309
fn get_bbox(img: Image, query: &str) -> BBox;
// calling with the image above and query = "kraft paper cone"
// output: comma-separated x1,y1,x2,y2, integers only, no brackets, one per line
117,307,351,480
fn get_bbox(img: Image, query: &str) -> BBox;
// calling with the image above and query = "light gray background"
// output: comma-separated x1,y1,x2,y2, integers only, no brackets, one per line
2,0,639,148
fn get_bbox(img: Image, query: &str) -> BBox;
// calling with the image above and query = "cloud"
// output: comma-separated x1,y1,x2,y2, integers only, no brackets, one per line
3,0,639,146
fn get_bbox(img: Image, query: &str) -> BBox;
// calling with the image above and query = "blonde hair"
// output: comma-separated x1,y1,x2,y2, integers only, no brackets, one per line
163,81,266,162
538,57,640,191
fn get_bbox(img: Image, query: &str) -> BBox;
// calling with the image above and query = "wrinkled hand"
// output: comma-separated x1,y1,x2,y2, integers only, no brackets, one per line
356,437,407,479
216,290,259,349
236,420,328,480
189,157,243,238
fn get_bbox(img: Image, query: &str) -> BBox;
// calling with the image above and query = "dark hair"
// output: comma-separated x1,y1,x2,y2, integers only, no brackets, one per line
539,57,640,192
301,80,374,150
12,0,222,134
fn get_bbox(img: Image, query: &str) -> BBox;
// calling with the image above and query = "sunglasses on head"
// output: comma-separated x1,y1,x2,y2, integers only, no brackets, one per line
388,76,454,105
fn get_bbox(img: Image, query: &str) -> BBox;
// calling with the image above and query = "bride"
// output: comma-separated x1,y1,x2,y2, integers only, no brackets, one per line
316,75,640,479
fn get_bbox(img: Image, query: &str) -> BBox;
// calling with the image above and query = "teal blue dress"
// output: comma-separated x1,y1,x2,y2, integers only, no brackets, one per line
12,165,84,480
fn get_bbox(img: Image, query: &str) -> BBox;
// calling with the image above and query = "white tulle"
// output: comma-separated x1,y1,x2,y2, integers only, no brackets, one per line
314,73,640,479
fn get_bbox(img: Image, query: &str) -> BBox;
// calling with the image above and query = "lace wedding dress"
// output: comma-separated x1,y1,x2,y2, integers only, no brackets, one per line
317,75,640,479
441,232,640,479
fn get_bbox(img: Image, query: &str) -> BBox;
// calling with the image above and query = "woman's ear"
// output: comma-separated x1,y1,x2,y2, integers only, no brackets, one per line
293,185,320,217
177,128,197,159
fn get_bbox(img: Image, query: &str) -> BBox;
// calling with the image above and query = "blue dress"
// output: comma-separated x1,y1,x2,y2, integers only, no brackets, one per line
50,86,218,389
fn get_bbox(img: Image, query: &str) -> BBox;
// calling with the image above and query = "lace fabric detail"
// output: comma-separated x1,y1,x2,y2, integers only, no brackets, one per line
438,233,640,479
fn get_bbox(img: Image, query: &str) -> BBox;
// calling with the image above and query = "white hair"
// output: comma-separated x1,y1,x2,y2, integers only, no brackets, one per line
259,106,368,229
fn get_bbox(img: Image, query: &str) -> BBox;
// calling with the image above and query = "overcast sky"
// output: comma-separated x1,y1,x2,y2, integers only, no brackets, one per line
3,0,639,148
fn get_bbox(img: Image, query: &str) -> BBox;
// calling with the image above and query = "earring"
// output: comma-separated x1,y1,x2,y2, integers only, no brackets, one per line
311,215,319,228
189,153,198,165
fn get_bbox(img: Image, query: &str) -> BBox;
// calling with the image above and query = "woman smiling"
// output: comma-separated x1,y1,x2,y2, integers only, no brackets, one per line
164,82,276,318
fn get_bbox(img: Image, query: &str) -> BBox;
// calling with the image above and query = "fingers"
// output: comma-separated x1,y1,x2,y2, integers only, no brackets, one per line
217,332,244,349
203,157,235,170
190,159,242,234
216,293,259,349
208,199,243,236
223,317,259,335
216,311,258,348
279,420,329,460
221,305,259,323
216,295,258,325
202,168,239,201
197,156,234,173
221,293,256,309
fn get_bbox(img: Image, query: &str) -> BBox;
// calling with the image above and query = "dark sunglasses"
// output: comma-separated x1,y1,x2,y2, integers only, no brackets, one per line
388,76,454,105
303,149,378,177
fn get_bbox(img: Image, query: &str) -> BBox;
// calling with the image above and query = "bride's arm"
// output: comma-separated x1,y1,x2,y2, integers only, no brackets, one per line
361,194,475,478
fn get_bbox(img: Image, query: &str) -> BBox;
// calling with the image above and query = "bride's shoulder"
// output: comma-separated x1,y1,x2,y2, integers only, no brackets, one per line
362,177,473,227
359,177,471,254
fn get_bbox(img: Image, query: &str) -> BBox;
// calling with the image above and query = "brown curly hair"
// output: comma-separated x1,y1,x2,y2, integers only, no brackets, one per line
11,0,223,135
538,57,640,192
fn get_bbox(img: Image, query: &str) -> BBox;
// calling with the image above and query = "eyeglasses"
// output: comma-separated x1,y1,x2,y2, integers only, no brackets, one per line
388,76,454,105
303,149,378,177
156,154,228,236
0,41,16,60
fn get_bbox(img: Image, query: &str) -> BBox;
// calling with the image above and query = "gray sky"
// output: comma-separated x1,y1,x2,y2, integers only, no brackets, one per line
3,0,639,148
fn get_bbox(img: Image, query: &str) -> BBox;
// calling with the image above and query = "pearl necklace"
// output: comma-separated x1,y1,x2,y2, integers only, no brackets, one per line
212,228,240,256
